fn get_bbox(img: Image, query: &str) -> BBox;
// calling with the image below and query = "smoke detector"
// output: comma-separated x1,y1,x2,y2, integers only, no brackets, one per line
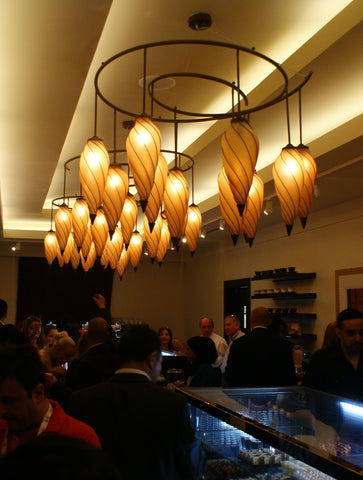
188,13,212,31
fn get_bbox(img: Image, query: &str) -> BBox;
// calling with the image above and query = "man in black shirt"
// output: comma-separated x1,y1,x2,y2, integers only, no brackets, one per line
303,308,363,400
224,307,297,387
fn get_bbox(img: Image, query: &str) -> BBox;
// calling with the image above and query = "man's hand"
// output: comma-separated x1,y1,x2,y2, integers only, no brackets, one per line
92,293,106,309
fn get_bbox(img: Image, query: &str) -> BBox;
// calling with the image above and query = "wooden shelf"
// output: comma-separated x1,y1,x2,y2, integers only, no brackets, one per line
286,333,317,341
273,273,316,283
272,313,317,320
252,293,317,300
252,272,316,282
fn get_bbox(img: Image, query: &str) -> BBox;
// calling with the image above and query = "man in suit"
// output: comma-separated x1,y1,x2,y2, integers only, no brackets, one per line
68,325,204,480
224,307,297,387
66,317,119,390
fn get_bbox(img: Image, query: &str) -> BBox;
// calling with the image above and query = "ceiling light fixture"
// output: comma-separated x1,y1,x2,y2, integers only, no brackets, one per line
263,199,273,216
45,37,313,273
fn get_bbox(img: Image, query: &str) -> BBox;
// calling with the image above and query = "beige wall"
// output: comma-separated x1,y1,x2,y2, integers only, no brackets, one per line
182,197,363,350
1,196,362,352
110,259,187,341
0,256,19,324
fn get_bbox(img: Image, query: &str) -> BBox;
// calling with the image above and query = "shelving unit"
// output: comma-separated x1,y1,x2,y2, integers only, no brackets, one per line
251,268,317,348
252,292,316,300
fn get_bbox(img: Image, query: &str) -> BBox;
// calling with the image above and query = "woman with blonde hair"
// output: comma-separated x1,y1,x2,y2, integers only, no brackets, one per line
39,331,76,378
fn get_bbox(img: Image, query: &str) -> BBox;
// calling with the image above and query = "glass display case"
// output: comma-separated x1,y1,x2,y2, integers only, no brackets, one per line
176,386,363,480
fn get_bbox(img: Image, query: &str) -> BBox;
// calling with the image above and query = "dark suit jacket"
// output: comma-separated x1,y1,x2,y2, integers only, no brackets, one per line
66,342,120,390
67,372,203,480
224,327,297,387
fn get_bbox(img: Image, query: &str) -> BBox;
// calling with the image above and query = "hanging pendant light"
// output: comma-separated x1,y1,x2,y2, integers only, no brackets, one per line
71,198,90,250
91,207,108,257
164,167,189,248
80,223,92,259
54,203,72,252
44,230,60,265
241,172,264,246
297,145,317,228
128,231,143,271
273,145,305,235
185,204,202,256
126,116,161,211
81,242,97,271
103,226,123,269
79,136,110,219
63,232,75,264
145,153,168,230
70,238,80,270
116,246,130,279
143,213,162,262
102,164,129,236
120,193,138,248
221,119,259,215
218,167,243,245
156,217,171,266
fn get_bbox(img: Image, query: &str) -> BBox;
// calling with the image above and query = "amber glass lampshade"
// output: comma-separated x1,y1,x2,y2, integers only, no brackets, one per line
221,119,259,215
103,226,123,270
91,207,108,257
54,203,72,252
156,217,171,265
164,167,189,247
126,116,161,211
218,167,243,245
71,198,90,249
241,172,264,246
120,193,138,247
145,153,168,228
44,230,60,265
116,246,130,279
79,136,110,217
81,242,96,271
62,232,75,264
70,239,80,270
273,145,305,235
128,231,143,271
185,204,202,255
143,214,162,262
297,145,317,228
80,223,92,259
102,165,129,235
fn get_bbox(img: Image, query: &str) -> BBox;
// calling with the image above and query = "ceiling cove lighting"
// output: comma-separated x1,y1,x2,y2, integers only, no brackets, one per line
45,38,313,274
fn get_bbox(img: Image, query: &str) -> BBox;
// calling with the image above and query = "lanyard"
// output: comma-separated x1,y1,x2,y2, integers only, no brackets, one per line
1,402,53,455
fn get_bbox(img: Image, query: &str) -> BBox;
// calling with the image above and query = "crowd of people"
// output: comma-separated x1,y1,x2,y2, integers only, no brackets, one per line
0,293,363,479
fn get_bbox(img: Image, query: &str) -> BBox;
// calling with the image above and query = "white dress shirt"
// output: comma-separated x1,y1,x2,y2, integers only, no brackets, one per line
220,329,245,374
209,332,228,367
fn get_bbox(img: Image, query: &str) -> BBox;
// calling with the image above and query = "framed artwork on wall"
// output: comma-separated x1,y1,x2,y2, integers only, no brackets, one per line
335,267,363,316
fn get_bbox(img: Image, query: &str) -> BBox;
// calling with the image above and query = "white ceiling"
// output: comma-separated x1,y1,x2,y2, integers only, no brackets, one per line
1,0,362,250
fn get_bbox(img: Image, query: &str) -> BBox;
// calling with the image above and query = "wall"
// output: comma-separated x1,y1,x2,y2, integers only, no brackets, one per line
0,256,18,324
110,258,187,341
183,196,363,351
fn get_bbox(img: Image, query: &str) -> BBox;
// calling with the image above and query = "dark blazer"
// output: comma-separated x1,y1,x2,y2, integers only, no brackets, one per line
303,344,363,400
66,342,120,390
67,372,203,480
224,327,297,387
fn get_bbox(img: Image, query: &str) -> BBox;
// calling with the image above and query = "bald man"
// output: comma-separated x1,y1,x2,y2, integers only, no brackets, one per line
66,317,119,390
224,307,297,387
200,317,227,367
